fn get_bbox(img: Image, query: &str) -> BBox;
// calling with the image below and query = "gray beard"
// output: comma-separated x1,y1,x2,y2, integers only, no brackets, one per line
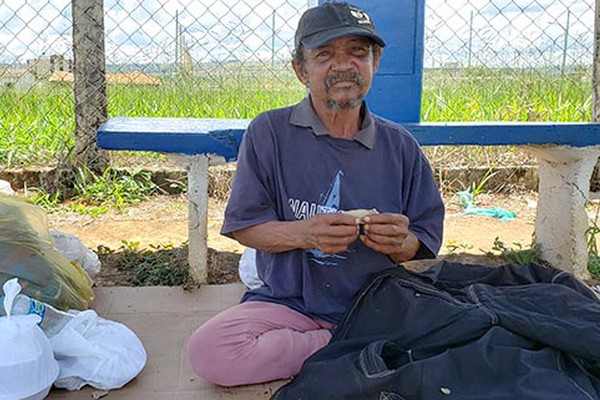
324,71,365,112
326,97,363,112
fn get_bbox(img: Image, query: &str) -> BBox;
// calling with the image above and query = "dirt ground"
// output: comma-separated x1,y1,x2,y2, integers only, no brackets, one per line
45,190,543,286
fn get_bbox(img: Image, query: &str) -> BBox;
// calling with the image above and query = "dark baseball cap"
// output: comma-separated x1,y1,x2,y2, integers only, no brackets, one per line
295,2,386,50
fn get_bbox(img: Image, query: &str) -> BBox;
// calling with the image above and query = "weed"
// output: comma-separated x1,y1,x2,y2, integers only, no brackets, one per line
468,166,498,198
73,166,158,208
29,188,62,212
586,203,600,281
588,254,600,280
487,237,541,265
67,203,110,217
446,240,474,254
96,241,190,287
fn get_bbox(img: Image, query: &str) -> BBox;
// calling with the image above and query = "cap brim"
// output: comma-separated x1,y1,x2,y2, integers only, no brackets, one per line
301,26,386,49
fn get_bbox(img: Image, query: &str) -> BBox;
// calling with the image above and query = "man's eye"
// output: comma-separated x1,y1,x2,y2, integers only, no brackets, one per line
352,47,369,56
316,51,330,60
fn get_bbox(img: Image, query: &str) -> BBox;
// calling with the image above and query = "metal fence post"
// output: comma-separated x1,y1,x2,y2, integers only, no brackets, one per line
72,0,109,171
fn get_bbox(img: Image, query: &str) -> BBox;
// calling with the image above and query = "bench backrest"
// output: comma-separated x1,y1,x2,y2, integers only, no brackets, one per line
320,0,425,123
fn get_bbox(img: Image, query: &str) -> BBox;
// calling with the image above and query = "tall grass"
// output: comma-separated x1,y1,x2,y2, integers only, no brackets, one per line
108,68,306,118
0,83,75,166
0,66,592,167
422,67,592,122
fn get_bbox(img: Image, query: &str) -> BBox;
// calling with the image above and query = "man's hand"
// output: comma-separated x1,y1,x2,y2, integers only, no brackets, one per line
231,213,358,254
305,213,359,254
358,213,420,262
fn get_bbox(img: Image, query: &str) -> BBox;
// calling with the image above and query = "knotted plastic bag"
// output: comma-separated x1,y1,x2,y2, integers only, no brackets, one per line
0,278,59,400
0,193,94,311
50,309,147,390
50,229,101,278
458,190,516,222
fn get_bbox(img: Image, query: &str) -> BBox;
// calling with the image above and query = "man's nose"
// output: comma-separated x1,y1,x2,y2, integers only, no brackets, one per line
331,52,353,70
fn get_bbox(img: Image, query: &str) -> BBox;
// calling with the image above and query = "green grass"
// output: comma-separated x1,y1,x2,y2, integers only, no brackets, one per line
72,166,157,207
29,166,158,216
107,69,306,118
421,67,592,122
0,83,75,166
0,67,592,167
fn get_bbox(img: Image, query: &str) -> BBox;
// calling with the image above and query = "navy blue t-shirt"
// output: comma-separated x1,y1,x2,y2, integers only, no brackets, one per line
221,96,444,324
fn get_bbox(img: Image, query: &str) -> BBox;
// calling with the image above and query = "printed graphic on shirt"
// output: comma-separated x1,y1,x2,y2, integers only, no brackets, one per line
295,171,354,266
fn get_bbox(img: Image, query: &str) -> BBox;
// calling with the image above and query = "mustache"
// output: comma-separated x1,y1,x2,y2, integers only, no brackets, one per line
325,72,364,89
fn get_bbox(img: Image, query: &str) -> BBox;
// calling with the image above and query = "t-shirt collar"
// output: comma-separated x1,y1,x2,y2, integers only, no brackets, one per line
290,95,376,149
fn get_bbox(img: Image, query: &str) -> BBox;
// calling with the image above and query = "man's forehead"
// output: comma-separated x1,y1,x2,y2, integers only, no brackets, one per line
309,35,373,50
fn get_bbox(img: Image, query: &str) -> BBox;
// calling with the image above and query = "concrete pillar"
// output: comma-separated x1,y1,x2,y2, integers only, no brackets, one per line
72,0,109,171
169,154,211,284
525,145,600,281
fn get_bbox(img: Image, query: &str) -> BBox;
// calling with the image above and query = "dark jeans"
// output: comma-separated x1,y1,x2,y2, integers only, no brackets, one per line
272,262,600,400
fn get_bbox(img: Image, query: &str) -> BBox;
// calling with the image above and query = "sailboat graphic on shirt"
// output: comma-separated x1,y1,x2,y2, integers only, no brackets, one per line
307,171,351,266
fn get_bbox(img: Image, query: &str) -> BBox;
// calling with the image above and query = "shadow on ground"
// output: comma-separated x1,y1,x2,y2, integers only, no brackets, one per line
95,246,241,287
95,245,516,289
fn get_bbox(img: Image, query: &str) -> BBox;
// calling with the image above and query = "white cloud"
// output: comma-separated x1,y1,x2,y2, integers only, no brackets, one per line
423,0,594,68
0,0,70,62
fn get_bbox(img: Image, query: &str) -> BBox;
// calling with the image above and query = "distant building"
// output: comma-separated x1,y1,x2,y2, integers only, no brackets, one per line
0,67,36,90
106,71,161,85
27,54,72,79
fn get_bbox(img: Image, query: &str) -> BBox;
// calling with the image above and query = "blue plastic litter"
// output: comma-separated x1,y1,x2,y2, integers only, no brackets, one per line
458,191,516,222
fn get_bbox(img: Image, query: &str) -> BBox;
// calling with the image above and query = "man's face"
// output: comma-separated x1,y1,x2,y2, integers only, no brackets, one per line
293,35,381,112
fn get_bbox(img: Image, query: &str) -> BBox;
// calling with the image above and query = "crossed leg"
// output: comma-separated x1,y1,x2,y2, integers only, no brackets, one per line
186,301,333,387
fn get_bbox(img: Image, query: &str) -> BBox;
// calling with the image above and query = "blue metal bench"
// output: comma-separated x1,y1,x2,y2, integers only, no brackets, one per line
98,0,600,283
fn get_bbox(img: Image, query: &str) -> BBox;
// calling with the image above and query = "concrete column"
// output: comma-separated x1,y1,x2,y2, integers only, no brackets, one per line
169,154,210,284
72,0,109,171
525,145,600,281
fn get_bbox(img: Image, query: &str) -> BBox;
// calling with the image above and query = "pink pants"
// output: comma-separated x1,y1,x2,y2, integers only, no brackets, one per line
186,301,333,387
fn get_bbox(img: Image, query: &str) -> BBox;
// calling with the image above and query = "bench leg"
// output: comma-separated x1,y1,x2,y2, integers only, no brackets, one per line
525,145,600,281
169,154,210,284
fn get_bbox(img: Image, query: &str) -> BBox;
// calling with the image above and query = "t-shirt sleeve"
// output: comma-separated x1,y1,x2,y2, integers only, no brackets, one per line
404,149,445,259
220,117,280,238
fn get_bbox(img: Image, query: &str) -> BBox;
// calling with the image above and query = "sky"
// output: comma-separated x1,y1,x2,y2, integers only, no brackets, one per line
0,0,595,68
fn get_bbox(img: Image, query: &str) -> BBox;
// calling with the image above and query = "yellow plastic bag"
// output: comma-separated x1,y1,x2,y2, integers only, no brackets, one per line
0,194,94,311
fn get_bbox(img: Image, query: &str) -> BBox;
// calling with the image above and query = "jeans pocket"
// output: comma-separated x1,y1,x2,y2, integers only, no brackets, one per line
379,391,407,400
359,340,410,378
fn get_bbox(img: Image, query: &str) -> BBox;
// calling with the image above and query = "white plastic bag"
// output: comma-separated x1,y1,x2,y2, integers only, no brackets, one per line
0,180,15,195
238,247,264,290
50,230,101,278
0,278,59,400
50,310,147,390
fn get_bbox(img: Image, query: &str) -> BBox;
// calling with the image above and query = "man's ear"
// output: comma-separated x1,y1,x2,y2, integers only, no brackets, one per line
292,60,308,86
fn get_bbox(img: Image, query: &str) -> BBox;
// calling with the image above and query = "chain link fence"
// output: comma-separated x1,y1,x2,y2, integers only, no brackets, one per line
0,0,596,175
